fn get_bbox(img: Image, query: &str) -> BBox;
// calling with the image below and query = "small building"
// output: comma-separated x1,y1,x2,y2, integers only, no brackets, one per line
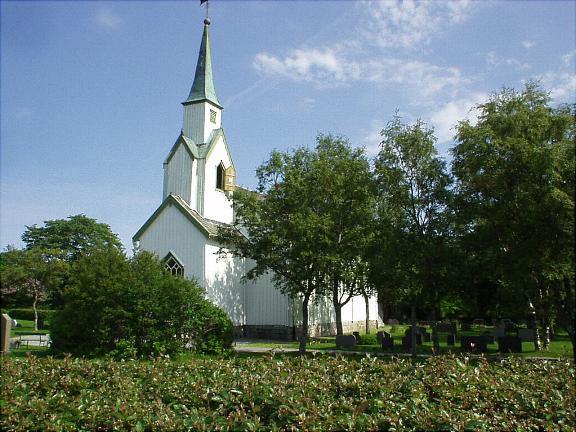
133,18,380,339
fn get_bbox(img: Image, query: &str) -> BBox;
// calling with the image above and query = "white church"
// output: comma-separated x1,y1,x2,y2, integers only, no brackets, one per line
133,18,380,339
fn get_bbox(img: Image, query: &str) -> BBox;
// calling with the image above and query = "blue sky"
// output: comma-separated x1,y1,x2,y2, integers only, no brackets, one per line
1,0,575,251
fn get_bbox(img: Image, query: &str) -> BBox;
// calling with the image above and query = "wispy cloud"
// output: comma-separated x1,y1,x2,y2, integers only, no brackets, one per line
486,51,531,71
533,50,576,103
93,7,122,31
522,40,536,49
360,0,474,49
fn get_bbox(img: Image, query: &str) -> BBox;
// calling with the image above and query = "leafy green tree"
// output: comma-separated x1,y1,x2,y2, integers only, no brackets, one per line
0,247,65,330
19,214,122,307
50,249,233,357
452,83,575,354
373,116,453,356
309,135,376,336
218,146,328,353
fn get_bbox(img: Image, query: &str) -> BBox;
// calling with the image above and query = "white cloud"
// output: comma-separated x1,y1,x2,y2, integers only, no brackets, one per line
254,48,466,100
522,40,535,49
539,71,576,103
93,7,122,31
253,48,359,88
562,50,576,66
486,51,531,70
429,93,486,145
360,0,474,49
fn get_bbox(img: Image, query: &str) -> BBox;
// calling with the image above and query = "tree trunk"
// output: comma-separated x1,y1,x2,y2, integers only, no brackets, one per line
33,296,39,332
561,277,575,360
410,303,417,359
363,293,370,335
528,298,541,351
332,277,343,336
431,309,440,355
299,293,311,354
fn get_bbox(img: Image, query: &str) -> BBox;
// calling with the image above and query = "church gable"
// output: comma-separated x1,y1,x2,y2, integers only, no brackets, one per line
163,134,199,206
202,130,235,223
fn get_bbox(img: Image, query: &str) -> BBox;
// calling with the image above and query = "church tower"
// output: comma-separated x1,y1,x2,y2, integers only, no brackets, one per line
162,18,235,224
182,18,222,144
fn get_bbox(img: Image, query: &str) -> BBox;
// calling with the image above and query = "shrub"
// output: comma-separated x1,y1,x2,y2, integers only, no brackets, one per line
50,249,233,357
7,308,55,322
1,355,574,431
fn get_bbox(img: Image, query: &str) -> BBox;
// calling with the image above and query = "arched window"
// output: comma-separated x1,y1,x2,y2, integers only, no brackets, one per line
216,162,225,190
163,252,184,277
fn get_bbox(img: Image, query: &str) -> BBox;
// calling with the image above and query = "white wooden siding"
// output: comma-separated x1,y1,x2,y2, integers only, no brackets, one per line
182,102,221,145
204,242,246,326
137,204,205,284
203,136,234,223
163,144,195,206
244,263,293,326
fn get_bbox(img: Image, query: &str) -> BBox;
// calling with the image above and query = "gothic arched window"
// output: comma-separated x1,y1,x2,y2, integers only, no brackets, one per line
163,252,184,277
216,162,225,190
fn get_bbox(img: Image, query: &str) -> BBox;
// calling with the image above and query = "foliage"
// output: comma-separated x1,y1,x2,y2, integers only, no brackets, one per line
49,249,233,358
22,214,122,261
7,308,55,323
452,83,575,353
1,355,573,431
0,247,64,330
372,116,453,354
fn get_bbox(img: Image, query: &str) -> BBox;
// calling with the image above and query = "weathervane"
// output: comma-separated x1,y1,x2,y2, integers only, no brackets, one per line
200,0,210,23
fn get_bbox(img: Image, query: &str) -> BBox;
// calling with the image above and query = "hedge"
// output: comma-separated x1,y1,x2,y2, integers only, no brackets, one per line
6,308,55,322
1,355,573,431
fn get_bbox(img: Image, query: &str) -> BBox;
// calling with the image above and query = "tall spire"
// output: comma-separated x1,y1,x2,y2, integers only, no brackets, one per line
184,18,222,109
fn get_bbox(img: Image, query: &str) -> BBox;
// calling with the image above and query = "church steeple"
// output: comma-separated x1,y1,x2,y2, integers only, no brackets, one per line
181,18,223,144
183,18,222,109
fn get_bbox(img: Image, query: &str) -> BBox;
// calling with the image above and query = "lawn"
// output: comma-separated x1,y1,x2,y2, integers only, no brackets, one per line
237,325,574,359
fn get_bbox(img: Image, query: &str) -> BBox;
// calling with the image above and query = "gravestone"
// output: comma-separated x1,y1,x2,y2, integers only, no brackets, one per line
387,318,399,325
422,332,431,342
517,328,535,342
461,321,472,331
494,326,506,338
446,334,455,346
498,335,522,353
352,331,361,344
460,335,488,353
336,335,357,349
376,331,385,344
472,318,485,326
502,319,516,332
437,322,457,335
381,332,394,350
481,332,495,345
1,314,12,355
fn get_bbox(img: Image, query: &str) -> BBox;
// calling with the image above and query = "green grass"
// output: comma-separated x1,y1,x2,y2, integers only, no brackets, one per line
9,319,49,337
237,326,573,359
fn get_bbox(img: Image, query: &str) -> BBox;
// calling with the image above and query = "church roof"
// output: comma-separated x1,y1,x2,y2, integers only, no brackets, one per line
133,193,227,242
183,20,222,109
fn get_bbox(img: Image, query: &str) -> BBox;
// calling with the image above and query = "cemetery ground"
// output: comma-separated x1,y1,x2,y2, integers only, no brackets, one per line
1,323,575,431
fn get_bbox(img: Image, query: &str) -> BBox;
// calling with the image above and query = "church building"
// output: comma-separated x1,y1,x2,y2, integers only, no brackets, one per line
133,18,380,339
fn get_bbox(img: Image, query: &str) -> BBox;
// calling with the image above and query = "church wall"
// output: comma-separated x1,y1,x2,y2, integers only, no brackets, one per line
203,137,234,223
137,204,205,284
163,144,195,206
204,241,246,326
244,263,294,327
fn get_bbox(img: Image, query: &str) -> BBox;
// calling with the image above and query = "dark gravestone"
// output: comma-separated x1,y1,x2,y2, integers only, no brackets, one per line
472,318,485,326
387,319,399,325
376,331,385,344
461,321,472,331
336,335,357,349
437,323,457,335
381,332,394,350
503,320,516,332
353,331,361,344
422,332,431,343
37,317,45,330
517,328,535,342
460,336,488,353
446,334,455,346
482,332,495,345
403,328,422,346
498,336,522,353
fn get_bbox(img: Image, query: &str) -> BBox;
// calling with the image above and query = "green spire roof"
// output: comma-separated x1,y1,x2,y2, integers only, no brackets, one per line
184,20,222,109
